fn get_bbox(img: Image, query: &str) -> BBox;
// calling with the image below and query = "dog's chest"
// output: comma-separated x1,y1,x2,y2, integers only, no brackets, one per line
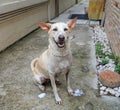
51,57,71,74
50,58,71,74
59,60,70,71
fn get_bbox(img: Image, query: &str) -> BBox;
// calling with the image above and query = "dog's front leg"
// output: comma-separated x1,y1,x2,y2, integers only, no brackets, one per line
49,74,62,104
66,70,74,96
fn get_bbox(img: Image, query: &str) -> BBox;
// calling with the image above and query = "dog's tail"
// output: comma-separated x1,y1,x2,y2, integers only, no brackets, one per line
31,58,38,72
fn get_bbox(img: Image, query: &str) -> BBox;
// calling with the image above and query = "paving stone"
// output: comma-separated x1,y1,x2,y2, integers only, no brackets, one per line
99,70,120,88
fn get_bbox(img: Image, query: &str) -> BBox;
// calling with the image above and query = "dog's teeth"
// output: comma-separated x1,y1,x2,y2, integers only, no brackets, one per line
58,43,64,48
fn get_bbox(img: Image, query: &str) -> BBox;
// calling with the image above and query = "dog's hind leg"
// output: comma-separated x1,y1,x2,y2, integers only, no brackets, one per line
55,76,61,85
33,75,46,91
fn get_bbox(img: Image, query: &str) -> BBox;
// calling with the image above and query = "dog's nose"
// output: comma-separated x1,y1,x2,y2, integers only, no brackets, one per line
58,35,65,41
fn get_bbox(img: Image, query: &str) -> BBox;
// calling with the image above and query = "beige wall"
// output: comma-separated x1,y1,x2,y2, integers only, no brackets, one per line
0,2,48,51
0,0,48,14
59,0,76,14
77,0,82,3
0,0,77,52
49,0,56,19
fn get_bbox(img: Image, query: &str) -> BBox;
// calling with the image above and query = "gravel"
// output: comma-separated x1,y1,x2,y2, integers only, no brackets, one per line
92,26,120,97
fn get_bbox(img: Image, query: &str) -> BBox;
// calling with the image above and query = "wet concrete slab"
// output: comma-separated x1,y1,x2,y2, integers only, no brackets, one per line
0,24,120,110
0,0,120,109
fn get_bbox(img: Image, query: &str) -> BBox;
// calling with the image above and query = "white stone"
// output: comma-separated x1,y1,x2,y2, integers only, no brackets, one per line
114,87,119,91
38,93,46,99
103,91,108,95
93,26,119,97
118,88,120,93
109,89,115,95
100,86,106,91
115,92,120,97
100,90,104,95
74,89,84,96
106,88,112,92
100,83,103,87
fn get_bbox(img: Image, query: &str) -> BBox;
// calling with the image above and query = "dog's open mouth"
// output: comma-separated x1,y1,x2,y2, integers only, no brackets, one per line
57,41,65,48
53,38,65,48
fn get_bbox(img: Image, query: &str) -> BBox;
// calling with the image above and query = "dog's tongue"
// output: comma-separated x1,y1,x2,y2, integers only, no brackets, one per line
58,42,64,48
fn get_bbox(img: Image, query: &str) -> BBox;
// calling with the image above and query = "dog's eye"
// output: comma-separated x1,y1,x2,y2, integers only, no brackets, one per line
64,28,68,31
53,28,58,31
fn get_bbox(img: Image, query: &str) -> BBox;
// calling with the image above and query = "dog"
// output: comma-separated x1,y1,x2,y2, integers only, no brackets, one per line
31,17,77,104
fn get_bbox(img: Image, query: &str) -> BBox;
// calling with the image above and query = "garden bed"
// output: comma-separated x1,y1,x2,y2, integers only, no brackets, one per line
92,26,120,97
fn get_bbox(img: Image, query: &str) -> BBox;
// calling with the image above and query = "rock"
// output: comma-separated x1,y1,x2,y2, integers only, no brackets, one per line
100,90,104,95
115,92,120,97
109,89,115,95
99,70,120,88
100,86,106,91
114,87,119,91
93,26,120,98
103,91,108,95
74,89,84,96
99,83,103,87
38,93,46,99
118,88,120,93
106,88,111,92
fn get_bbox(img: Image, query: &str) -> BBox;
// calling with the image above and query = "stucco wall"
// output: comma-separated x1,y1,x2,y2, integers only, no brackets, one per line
49,0,56,19
0,0,77,52
59,0,76,14
0,0,48,14
0,2,48,51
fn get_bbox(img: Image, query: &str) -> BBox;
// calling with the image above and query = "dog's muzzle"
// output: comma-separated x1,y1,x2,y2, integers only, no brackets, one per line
57,35,65,48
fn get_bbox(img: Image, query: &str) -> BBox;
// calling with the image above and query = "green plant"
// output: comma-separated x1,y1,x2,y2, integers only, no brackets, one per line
101,58,109,65
114,61,120,74
95,42,105,58
111,55,120,74
108,53,115,59
95,41,120,74
114,56,120,65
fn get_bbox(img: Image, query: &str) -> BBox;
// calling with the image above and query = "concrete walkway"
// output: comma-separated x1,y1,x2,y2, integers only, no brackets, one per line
0,0,120,110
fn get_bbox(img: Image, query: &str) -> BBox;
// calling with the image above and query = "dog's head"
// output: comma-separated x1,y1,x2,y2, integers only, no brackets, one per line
39,17,77,48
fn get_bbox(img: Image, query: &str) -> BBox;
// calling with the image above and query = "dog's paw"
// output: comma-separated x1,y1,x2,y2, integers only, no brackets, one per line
68,88,74,96
38,85,45,91
55,97,62,105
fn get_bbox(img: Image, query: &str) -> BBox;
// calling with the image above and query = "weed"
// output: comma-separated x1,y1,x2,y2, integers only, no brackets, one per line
95,42,120,74
101,58,109,65
114,61,120,74
95,42,105,58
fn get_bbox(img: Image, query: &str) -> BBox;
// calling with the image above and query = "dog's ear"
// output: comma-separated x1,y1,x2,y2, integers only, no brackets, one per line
39,22,51,32
68,17,77,31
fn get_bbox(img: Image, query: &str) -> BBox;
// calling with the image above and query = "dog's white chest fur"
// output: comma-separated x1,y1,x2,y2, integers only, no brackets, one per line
48,54,72,75
59,60,70,72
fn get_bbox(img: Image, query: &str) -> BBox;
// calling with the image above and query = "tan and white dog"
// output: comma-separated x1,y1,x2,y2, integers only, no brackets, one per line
31,17,77,104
